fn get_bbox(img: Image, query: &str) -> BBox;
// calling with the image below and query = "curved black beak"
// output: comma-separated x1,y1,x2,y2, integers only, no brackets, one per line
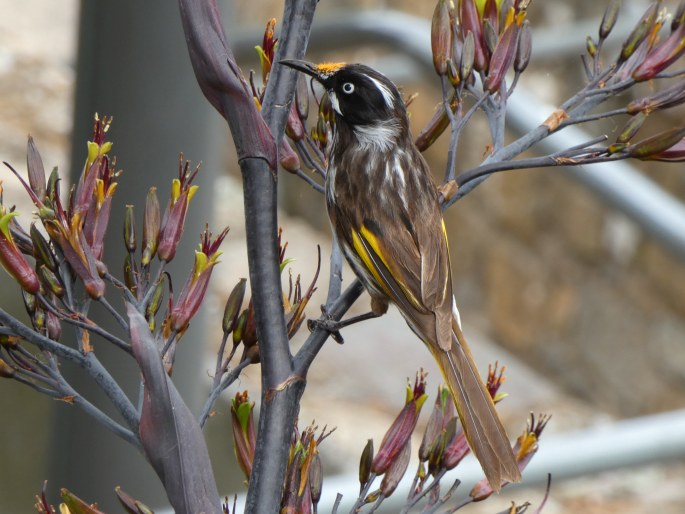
280,59,321,80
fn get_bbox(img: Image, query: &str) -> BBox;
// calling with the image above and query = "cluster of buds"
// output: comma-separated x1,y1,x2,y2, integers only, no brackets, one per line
431,0,532,92
581,1,685,162
35,483,107,514
352,366,547,511
35,484,155,514
0,113,224,384
356,371,429,506
4,116,117,300
251,19,307,175
219,228,319,368
230,389,327,514
281,424,328,513
416,0,532,152
605,0,685,82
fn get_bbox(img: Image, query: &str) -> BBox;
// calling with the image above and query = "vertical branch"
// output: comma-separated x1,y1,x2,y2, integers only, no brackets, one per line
179,0,318,512
242,2,319,512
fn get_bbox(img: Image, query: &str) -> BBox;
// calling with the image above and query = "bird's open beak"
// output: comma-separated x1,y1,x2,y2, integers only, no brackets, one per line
280,59,321,80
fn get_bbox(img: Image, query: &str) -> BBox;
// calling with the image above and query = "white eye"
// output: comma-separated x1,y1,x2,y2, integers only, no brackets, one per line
342,82,355,94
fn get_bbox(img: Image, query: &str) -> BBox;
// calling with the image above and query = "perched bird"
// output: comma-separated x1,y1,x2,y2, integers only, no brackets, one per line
281,59,521,489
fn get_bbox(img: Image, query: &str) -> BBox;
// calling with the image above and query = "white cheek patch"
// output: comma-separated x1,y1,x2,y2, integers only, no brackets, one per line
368,76,395,109
328,90,342,115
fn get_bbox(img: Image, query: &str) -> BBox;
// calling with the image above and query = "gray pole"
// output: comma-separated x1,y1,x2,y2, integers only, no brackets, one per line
48,1,224,510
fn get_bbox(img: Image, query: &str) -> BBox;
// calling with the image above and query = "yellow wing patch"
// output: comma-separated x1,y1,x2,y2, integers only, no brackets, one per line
353,225,424,311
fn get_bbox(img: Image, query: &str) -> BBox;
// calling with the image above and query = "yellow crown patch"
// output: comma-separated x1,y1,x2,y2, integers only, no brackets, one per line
316,62,346,78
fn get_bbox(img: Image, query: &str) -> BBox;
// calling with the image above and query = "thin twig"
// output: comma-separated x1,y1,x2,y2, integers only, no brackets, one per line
199,357,252,428
37,293,132,353
557,106,629,129
296,139,327,177
294,168,325,193
99,295,129,330
103,271,137,304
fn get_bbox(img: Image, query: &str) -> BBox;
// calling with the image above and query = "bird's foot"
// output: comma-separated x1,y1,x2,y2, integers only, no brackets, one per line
307,305,379,344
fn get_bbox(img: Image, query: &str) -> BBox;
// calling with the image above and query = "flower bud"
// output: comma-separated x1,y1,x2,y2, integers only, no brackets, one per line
482,0,499,34
633,22,685,81
169,226,228,332
30,223,57,272
514,19,532,73
460,0,487,72
223,278,247,334
231,391,256,481
427,420,453,475
619,2,658,63
379,440,411,497
32,305,46,333
27,135,46,202
443,419,470,469
431,0,452,76
123,204,136,253
232,309,248,346
141,187,160,266
47,310,62,341
628,127,685,160
372,372,428,475
419,385,452,461
309,453,323,505
279,140,301,174
616,112,648,144
123,253,137,294
460,31,476,84
447,58,460,88
586,36,597,58
242,301,257,348
359,439,374,488
599,0,621,41
146,279,165,328
485,19,520,93
483,19,498,55
22,289,36,315
38,265,64,297
415,101,452,152
0,212,40,294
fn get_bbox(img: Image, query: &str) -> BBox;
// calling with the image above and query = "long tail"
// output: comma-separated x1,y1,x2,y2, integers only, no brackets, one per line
430,317,521,491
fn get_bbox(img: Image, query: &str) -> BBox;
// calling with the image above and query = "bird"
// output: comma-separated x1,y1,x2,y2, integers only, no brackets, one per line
280,59,521,490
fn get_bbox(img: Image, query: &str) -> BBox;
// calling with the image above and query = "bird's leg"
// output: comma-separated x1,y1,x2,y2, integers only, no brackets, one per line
307,297,388,344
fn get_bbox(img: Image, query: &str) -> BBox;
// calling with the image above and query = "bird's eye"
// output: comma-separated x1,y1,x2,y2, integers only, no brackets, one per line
342,82,355,94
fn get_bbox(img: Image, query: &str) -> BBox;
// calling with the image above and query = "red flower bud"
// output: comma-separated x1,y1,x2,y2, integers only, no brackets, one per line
460,0,488,72
431,0,452,76
231,391,256,481
372,372,428,475
379,440,411,497
633,22,685,81
485,18,520,93
0,212,40,294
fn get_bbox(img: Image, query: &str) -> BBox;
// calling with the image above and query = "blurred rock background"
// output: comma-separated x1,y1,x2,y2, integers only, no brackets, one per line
1,0,685,513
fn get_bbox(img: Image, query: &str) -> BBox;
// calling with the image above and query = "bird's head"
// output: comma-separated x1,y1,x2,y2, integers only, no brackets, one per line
280,60,406,128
